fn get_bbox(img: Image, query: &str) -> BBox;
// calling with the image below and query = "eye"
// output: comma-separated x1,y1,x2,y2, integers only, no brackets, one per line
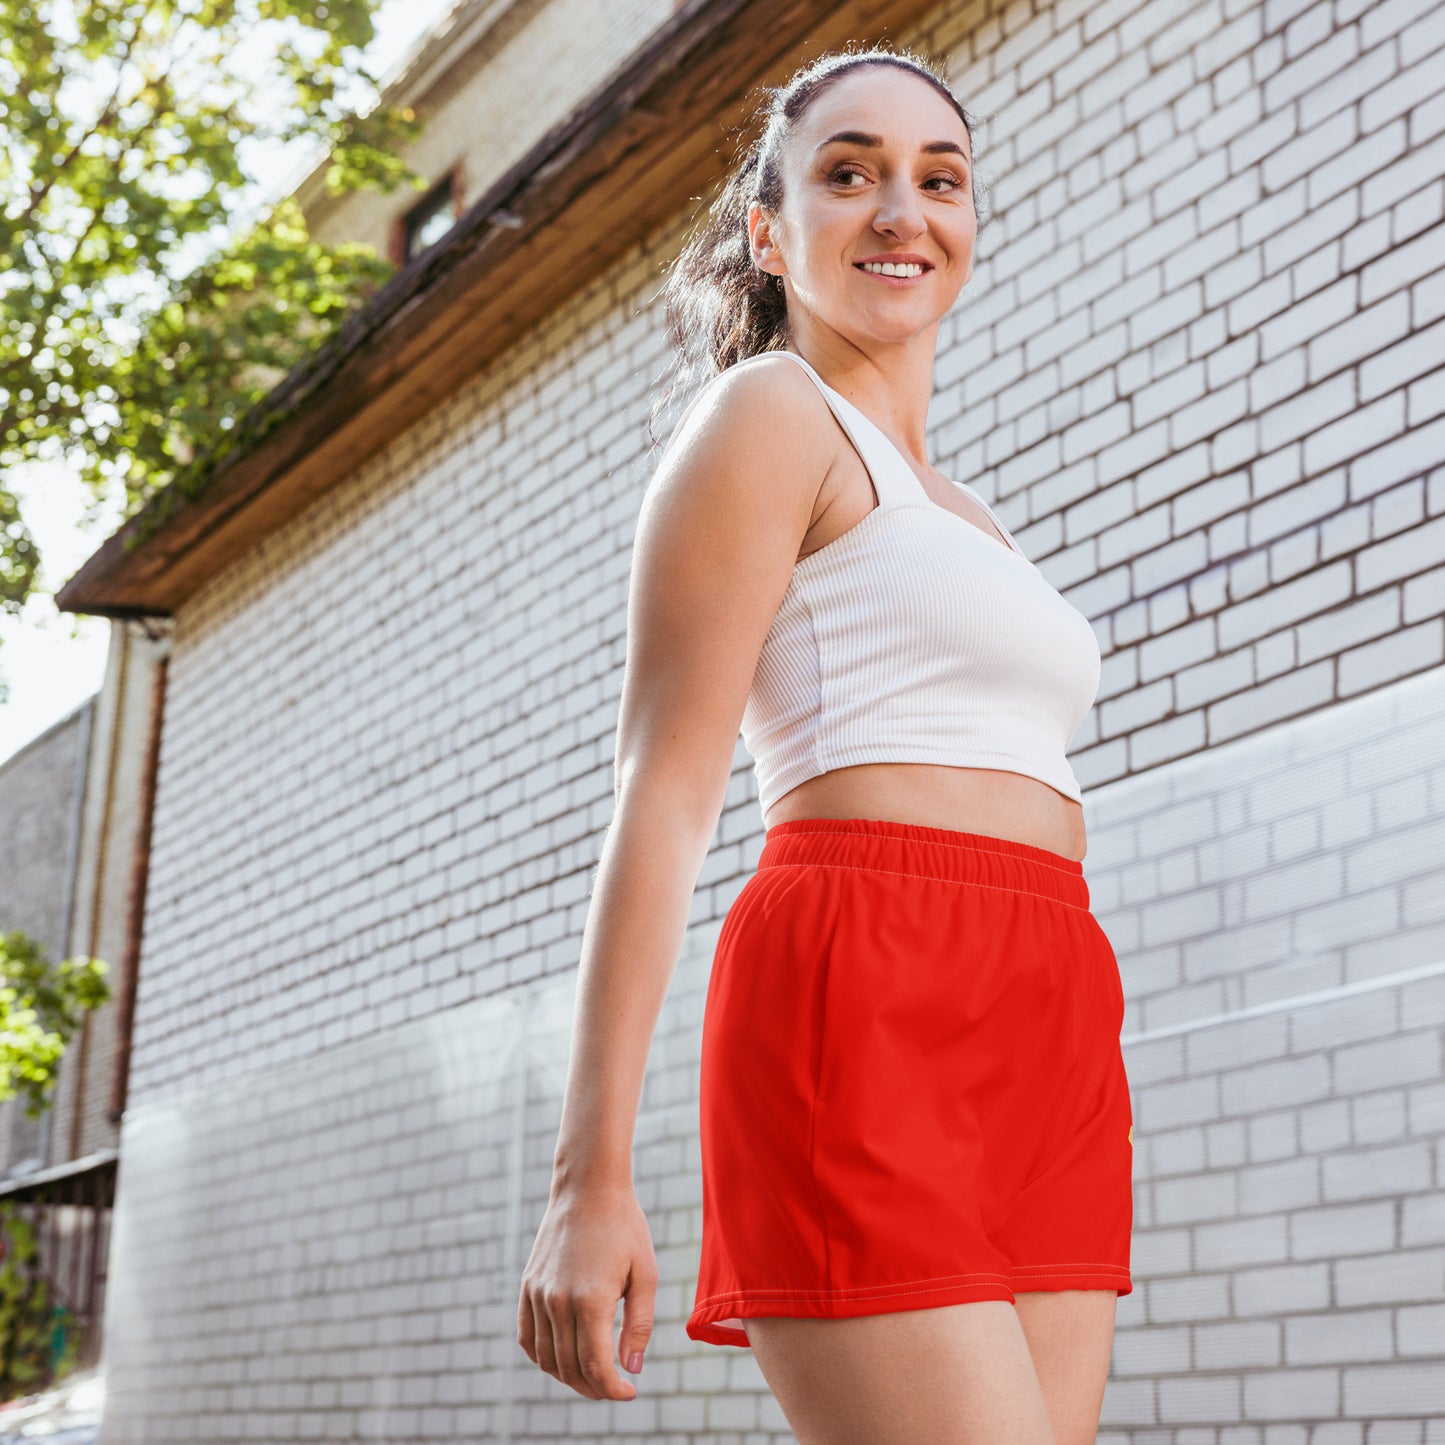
826,164,966,193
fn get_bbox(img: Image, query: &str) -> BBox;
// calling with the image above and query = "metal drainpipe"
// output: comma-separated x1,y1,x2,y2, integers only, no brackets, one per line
67,620,132,1159
105,622,170,1128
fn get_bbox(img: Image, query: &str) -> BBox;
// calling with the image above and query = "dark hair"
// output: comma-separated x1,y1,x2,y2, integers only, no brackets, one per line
647,44,989,448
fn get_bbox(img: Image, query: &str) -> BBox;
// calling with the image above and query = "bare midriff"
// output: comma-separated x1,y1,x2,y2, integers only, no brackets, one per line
763,763,1088,862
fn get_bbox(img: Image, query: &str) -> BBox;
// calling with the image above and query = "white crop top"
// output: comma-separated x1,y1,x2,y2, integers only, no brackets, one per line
737,348,1102,812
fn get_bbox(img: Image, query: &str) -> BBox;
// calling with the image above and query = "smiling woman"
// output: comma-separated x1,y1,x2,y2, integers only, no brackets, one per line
519,45,1131,1445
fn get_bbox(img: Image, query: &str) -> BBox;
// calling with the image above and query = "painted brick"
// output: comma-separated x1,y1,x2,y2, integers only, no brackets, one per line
1195,1319,1283,1370
1321,1143,1433,1203
92,0,1445,1439
1395,1301,1445,1356
1194,1213,1291,1269
1285,1309,1396,1364
1237,1158,1322,1215
1233,1261,1332,1317
1158,1373,1245,1423
1241,1367,1341,1419
1148,1272,1233,1323
1401,1193,1445,1247
1333,1031,1442,1094
1343,1363,1445,1416
1291,1201,1397,1259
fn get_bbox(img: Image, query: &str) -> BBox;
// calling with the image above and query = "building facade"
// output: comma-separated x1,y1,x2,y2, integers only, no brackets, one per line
55,0,1445,1437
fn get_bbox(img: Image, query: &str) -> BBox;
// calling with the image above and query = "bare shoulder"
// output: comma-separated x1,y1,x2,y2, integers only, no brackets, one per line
652,351,838,503
612,355,837,817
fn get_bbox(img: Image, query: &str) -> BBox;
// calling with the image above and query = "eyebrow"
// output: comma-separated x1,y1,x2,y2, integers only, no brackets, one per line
814,129,971,166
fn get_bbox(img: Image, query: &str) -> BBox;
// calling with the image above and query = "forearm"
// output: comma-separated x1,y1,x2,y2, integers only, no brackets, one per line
550,786,717,1196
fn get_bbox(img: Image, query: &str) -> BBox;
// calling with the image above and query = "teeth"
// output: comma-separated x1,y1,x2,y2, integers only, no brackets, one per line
861,261,925,276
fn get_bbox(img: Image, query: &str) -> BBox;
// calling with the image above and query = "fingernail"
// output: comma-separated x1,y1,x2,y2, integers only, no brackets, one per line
626,1350,644,1373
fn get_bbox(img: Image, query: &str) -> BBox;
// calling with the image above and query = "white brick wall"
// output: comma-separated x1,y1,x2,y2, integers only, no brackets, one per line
1091,665,1445,1439
101,0,1445,1436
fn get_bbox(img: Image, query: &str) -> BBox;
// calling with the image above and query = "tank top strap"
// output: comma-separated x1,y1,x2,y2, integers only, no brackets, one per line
771,350,928,510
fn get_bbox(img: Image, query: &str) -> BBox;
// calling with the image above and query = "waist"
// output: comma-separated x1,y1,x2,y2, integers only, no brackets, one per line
764,763,1087,862
759,815,1090,911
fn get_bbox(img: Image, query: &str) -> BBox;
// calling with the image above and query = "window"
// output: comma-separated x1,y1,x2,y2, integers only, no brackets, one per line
401,174,460,261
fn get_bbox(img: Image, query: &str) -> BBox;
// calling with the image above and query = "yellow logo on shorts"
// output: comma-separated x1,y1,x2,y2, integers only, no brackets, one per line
1127,1124,1133,1146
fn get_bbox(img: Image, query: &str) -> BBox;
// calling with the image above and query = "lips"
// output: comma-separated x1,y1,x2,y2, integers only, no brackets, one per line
854,255,934,270
854,260,933,285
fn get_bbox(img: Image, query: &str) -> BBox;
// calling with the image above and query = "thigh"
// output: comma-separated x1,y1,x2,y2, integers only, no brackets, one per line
1013,1289,1118,1445
744,1300,1057,1445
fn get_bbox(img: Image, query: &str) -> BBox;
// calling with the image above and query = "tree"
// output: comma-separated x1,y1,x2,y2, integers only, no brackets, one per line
0,0,426,634
0,929,109,1120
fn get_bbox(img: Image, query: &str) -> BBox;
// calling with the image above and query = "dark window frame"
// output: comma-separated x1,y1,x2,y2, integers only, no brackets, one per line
392,166,465,265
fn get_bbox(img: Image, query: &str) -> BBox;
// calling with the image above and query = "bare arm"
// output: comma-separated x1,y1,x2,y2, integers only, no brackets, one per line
517,355,834,1400
553,356,833,1192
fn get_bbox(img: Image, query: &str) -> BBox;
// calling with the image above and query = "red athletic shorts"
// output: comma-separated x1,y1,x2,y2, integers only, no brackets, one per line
686,816,1134,1348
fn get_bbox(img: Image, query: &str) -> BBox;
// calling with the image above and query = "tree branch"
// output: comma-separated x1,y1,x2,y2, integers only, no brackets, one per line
23,1,161,222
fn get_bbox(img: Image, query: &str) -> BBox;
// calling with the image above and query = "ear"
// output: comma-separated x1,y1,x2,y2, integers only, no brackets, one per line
748,201,785,281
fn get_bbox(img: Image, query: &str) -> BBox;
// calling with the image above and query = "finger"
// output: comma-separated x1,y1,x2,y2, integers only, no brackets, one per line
549,1297,603,1400
517,1284,537,1364
618,1265,657,1377
576,1300,637,1402
531,1292,564,1387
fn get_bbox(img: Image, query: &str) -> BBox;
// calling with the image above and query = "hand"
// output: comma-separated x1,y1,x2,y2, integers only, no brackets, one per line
517,1182,657,1401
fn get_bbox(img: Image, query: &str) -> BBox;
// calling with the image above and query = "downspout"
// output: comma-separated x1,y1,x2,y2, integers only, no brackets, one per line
66,621,131,1157
105,623,170,1128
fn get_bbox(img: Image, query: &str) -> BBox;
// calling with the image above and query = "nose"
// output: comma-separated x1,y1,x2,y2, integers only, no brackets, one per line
871,178,927,241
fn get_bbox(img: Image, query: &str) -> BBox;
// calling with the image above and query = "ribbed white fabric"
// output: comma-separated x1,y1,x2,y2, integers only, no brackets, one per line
737,348,1103,813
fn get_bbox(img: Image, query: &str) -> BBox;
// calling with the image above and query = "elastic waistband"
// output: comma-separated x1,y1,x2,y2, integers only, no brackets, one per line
759,816,1090,910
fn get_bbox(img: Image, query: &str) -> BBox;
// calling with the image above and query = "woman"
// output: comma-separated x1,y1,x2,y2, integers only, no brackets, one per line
517,45,1133,1444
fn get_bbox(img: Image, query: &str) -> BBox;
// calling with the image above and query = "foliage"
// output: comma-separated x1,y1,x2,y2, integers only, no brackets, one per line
0,929,110,1120
0,484,38,624
0,1203,81,1397
0,0,427,605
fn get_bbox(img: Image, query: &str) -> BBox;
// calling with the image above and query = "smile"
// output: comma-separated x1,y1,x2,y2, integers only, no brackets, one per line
855,261,931,284
859,260,927,276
